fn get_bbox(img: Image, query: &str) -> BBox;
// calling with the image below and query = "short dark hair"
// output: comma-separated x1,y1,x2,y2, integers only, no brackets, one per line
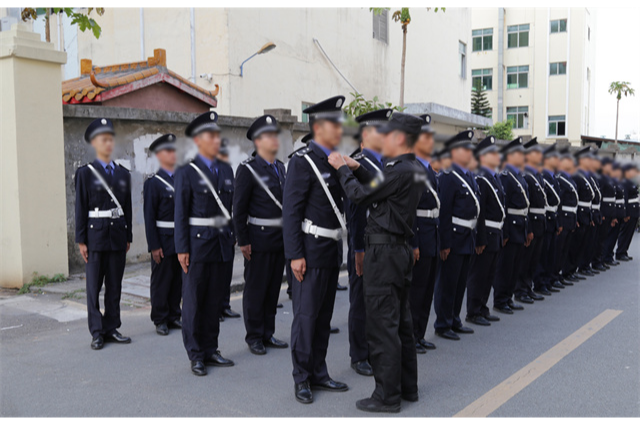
404,132,418,148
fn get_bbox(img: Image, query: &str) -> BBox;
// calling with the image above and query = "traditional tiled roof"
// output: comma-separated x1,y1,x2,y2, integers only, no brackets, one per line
61,49,219,107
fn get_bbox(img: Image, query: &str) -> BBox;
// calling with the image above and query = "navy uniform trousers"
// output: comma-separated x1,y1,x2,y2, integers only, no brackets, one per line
466,250,499,318
243,251,285,344
290,266,339,384
150,255,182,325
616,219,637,258
221,256,234,314
593,217,612,267
347,245,368,363
568,225,590,273
86,250,126,338
535,229,557,291
557,229,574,277
515,234,544,297
410,254,438,340
603,223,621,263
434,253,471,331
494,241,524,308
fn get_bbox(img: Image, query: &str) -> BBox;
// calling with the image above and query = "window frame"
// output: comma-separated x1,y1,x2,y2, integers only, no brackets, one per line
506,65,529,89
548,115,566,137
472,68,493,91
550,61,567,76
301,102,313,123
507,24,530,48
550,19,567,34
372,9,389,44
472,28,493,52
459,41,467,78
506,106,529,129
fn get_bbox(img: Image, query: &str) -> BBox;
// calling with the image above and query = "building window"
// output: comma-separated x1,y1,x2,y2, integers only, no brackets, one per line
588,26,590,41
507,65,529,89
507,24,530,48
472,68,493,90
550,61,567,75
372,9,388,43
548,115,566,136
459,41,467,78
507,106,529,129
301,102,313,123
550,19,567,33
472,28,493,51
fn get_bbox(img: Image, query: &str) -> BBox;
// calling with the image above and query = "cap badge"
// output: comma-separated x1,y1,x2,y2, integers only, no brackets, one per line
386,111,392,118
491,137,495,143
168,135,174,141
266,116,272,124
210,113,215,120
468,131,473,138
336,98,343,108
101,119,107,125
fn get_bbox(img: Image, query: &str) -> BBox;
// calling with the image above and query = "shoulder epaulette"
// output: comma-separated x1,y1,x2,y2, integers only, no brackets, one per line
385,160,398,168
117,162,130,172
241,157,255,166
442,168,451,174
294,146,312,157
352,152,365,161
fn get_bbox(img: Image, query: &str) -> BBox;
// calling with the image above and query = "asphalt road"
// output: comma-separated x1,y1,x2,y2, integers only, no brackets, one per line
1,240,639,417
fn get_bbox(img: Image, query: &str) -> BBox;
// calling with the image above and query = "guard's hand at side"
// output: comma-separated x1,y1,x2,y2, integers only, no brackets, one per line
355,251,365,277
126,243,131,253
178,253,190,274
151,248,164,264
475,245,486,255
502,238,509,247
291,258,306,282
327,152,346,170
78,243,89,263
440,248,450,262
413,248,420,264
557,226,563,235
240,245,252,261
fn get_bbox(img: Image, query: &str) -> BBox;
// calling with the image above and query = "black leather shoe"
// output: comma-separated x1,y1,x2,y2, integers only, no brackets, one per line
205,351,234,367
91,336,104,350
168,319,182,329
570,273,586,280
418,338,436,350
616,255,632,261
576,269,594,277
295,381,313,404
563,275,579,282
547,286,560,293
249,341,267,355
264,336,288,348
587,267,600,274
605,260,620,266
191,361,207,376
483,314,500,322
219,316,225,322
312,379,349,392
534,288,552,296
156,323,169,336
529,292,545,301
277,303,284,308
415,342,427,354
330,326,340,334
515,295,534,304
508,300,524,310
222,308,240,318
402,393,419,402
452,326,475,334
436,330,460,340
552,280,565,288
105,331,131,344
593,264,607,272
351,360,374,376
494,305,514,314
356,397,400,413
336,283,348,291
466,315,490,326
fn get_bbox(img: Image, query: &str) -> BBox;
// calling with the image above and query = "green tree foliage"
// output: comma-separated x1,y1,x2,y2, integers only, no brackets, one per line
485,120,514,141
21,8,105,42
471,80,491,117
608,81,635,143
370,7,445,107
343,92,404,122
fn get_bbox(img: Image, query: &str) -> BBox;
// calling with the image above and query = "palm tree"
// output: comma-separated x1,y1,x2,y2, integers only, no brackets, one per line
371,8,444,108
608,81,635,144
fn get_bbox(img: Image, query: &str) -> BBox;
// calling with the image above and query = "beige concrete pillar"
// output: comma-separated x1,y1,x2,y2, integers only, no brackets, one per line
1,24,68,288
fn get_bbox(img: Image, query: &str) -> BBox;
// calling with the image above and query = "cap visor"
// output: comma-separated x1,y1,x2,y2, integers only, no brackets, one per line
252,125,280,140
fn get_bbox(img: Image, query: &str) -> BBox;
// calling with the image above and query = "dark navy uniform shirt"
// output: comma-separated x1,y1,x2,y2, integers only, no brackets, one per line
474,166,505,252
74,159,132,251
143,168,176,256
598,173,617,219
615,179,626,219
622,178,639,219
524,166,547,238
174,155,235,263
346,149,384,253
573,169,595,226
410,156,440,257
542,169,561,233
557,171,579,231
283,141,345,269
233,154,286,252
499,165,530,244
438,163,480,255
588,172,602,225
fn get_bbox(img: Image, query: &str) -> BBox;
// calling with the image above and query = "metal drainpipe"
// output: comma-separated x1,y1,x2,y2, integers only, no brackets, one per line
140,8,145,60
190,8,196,83
498,7,504,122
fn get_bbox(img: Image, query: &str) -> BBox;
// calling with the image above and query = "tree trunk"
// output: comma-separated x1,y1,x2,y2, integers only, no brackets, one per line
614,98,620,144
400,24,407,107
45,8,51,43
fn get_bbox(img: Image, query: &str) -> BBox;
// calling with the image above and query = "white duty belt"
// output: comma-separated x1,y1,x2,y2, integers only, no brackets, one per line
529,207,546,215
485,219,504,230
592,204,601,210
546,205,558,213
189,216,229,228
86,163,125,219
562,205,578,214
616,199,624,204
301,219,343,241
507,208,528,216
452,216,477,229
602,197,616,203
416,208,439,219
578,201,592,208
156,221,174,228
248,216,283,227
629,197,640,204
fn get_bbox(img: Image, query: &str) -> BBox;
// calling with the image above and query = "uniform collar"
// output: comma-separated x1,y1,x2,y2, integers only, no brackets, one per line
481,166,496,176
416,155,430,170
525,165,538,174
255,154,277,168
310,140,334,158
363,148,383,165
543,168,555,175
159,168,174,178
506,164,520,174
197,154,217,170
96,158,115,172
453,162,469,175
559,170,571,179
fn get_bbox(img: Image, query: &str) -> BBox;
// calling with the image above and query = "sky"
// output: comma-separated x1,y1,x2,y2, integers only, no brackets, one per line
593,7,640,140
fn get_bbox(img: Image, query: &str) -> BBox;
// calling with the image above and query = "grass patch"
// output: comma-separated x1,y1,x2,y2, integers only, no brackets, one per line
18,273,67,295
62,288,85,300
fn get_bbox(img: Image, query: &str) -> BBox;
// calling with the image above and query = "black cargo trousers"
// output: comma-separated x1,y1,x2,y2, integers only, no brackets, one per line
363,236,418,406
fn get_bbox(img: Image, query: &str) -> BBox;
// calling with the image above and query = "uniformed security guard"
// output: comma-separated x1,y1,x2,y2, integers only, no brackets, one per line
143,134,182,336
555,147,579,285
592,155,613,272
616,163,639,261
283,96,349,404
174,111,235,376
567,147,596,278
465,136,504,326
409,114,440,351
493,137,529,314
581,150,603,274
327,111,425,413
534,143,564,294
75,118,132,350
433,130,479,339
433,148,452,175
514,138,546,304
345,108,392,376
602,162,625,265
233,114,289,355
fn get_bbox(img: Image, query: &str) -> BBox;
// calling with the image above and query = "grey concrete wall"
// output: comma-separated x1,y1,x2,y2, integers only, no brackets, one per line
63,105,358,272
